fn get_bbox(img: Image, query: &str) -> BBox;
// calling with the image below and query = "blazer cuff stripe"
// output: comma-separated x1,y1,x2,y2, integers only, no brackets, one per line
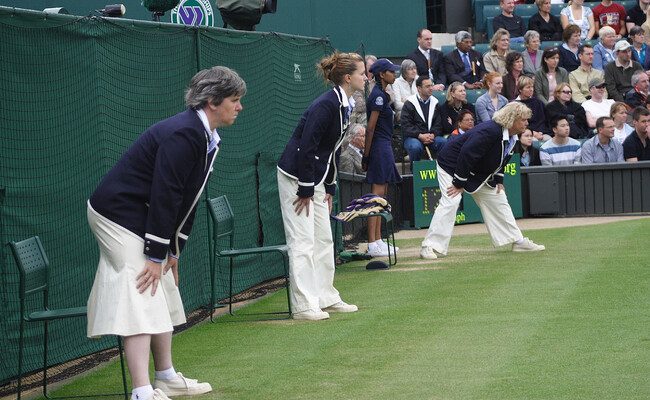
145,233,170,245
178,233,188,240
298,181,314,187
453,174,468,181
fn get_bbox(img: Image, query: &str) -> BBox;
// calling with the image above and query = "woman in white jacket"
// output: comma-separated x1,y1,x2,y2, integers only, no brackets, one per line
392,59,418,120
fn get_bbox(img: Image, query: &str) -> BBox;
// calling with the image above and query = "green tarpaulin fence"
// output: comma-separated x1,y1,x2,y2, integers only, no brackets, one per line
0,6,333,384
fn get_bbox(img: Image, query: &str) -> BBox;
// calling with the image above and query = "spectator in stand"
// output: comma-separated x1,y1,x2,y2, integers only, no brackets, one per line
611,101,634,143
593,0,627,36
339,124,366,174
514,128,542,166
522,30,544,75
624,69,650,108
569,44,604,103
561,0,596,40
350,55,377,126
559,25,583,72
625,0,650,32
529,0,563,41
604,40,644,101
439,81,476,136
630,26,650,70
484,29,513,75
451,109,475,135
545,82,590,138
581,116,625,163
494,0,526,43
445,31,486,89
400,76,446,161
582,77,615,128
540,115,583,165
476,72,509,123
503,52,528,101
623,106,650,161
516,76,549,139
534,47,569,104
641,6,650,43
392,59,418,121
406,29,446,90
593,26,617,70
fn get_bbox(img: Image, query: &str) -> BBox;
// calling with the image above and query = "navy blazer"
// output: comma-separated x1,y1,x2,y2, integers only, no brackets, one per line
90,109,215,260
278,87,348,198
406,48,447,85
444,48,486,85
437,120,513,193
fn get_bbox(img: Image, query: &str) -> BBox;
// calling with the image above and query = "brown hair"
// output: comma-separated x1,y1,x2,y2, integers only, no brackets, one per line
553,82,571,99
562,24,581,43
318,52,364,86
610,101,628,117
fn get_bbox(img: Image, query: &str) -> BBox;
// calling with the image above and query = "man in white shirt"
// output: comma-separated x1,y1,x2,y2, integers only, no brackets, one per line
582,77,615,128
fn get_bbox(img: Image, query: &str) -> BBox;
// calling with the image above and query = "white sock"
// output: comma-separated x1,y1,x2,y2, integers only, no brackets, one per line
154,366,178,381
514,238,524,245
132,385,154,400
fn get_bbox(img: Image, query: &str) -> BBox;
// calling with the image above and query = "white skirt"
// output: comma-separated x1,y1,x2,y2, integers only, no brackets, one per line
86,203,186,338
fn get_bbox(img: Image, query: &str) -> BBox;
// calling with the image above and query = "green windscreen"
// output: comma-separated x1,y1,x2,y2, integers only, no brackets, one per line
0,7,333,384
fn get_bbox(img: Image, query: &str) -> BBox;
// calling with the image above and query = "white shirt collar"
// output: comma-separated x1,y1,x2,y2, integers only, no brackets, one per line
337,86,353,108
418,46,430,59
503,128,519,143
196,108,221,146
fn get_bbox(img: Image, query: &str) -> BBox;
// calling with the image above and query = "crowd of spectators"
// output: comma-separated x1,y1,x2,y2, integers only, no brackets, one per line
338,0,650,174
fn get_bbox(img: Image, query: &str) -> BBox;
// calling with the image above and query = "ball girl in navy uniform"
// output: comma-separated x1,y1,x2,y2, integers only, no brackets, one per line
362,58,402,258
277,52,366,321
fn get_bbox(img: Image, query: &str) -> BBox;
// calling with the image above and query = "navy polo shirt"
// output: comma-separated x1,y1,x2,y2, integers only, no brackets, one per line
622,131,650,161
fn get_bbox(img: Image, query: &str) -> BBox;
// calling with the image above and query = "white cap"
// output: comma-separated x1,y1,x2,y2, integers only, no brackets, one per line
614,40,632,52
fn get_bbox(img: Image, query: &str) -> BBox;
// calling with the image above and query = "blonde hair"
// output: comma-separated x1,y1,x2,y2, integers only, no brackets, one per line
446,81,466,103
493,102,532,129
553,82,571,99
517,75,534,90
490,28,510,51
318,52,364,85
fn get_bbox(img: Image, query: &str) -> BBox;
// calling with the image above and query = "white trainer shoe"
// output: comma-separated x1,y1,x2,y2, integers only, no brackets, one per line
292,309,330,321
153,373,212,397
512,237,545,252
367,243,389,257
323,301,358,313
420,246,437,260
379,240,399,252
146,389,171,400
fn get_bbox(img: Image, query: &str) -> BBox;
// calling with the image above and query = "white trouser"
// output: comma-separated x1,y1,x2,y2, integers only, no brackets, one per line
277,171,342,313
422,166,523,255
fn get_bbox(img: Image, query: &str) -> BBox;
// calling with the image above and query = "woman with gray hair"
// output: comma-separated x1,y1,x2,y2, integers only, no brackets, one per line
86,66,246,400
420,101,545,260
483,28,512,75
521,30,544,74
593,26,617,70
392,59,418,120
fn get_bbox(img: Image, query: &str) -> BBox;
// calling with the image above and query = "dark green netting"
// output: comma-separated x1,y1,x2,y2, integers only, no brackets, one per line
0,7,333,384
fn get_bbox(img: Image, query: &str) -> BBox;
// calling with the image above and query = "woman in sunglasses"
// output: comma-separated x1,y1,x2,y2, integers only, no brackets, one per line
545,82,590,139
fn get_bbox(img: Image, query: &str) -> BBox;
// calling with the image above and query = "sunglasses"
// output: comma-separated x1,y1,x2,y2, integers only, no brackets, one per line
561,90,572,94
592,84,606,89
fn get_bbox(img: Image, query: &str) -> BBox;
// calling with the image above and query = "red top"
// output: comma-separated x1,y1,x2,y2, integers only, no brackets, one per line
592,2,627,34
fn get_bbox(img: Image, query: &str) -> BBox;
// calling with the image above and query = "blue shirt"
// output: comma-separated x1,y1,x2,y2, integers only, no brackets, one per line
367,85,394,142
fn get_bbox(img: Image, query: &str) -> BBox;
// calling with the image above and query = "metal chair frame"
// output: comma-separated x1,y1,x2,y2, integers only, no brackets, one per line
9,236,128,400
206,195,291,321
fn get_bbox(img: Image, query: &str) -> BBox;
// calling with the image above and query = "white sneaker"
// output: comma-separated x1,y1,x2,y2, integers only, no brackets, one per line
379,240,399,252
512,237,545,252
420,246,437,259
323,301,358,313
149,389,172,400
153,373,212,397
292,309,330,321
367,243,389,257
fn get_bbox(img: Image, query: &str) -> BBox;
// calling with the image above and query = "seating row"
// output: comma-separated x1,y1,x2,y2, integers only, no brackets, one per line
476,0,635,32
430,89,486,104
439,39,597,57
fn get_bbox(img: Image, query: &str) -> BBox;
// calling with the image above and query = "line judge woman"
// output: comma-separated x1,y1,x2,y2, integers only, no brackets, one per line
86,67,245,400
419,102,546,260
277,52,365,321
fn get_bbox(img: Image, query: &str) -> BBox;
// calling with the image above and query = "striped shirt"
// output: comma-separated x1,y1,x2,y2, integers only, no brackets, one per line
540,138,582,165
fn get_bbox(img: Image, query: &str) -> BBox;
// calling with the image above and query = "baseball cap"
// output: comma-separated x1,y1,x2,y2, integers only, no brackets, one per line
614,40,632,52
369,58,400,74
588,77,606,88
